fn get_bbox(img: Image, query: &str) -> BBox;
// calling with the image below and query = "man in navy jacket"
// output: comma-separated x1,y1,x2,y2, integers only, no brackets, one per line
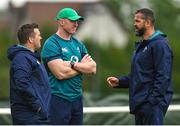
7,23,51,124
107,8,173,125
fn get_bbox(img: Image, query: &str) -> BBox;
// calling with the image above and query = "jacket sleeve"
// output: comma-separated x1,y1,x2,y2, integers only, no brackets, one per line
147,40,173,105
13,55,41,112
117,75,130,88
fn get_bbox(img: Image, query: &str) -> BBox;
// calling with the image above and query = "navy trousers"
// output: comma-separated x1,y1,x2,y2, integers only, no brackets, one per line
49,94,83,125
12,110,49,125
135,103,165,125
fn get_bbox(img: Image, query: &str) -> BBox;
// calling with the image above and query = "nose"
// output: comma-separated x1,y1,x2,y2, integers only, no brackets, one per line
74,21,78,27
134,23,138,28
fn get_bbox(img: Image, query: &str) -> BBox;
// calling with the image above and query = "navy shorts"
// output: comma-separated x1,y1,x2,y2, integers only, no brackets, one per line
49,94,83,125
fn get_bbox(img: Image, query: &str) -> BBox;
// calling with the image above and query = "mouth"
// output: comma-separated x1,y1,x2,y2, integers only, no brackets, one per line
72,27,77,31
135,26,140,31
135,28,138,32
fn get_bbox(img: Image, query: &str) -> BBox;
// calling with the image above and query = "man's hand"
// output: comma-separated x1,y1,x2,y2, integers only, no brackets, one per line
81,54,93,63
107,77,119,87
72,54,96,74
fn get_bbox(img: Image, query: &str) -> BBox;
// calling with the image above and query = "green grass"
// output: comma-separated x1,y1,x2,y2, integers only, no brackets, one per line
0,65,10,99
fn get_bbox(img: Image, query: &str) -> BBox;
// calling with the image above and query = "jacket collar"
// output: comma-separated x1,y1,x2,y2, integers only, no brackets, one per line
134,30,166,51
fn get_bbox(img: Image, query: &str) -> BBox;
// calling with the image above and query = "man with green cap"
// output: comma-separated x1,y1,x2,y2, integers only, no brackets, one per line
41,8,96,125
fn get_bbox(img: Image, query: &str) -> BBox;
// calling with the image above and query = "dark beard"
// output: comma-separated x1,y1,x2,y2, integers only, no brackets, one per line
135,27,146,37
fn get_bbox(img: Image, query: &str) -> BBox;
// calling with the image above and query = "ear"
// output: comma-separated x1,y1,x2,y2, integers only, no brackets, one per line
59,19,65,26
61,20,64,25
28,37,34,43
145,19,151,27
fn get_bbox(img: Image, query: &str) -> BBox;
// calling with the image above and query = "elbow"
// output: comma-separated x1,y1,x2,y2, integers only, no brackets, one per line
92,69,96,74
91,63,97,74
92,66,96,74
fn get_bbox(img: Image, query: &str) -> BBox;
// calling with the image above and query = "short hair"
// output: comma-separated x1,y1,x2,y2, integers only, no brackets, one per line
17,23,39,45
135,8,155,25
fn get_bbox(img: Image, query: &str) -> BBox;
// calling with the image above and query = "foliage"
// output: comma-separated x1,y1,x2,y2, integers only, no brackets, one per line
0,29,12,99
103,0,180,95
1,0,180,125
150,0,180,93
0,0,180,100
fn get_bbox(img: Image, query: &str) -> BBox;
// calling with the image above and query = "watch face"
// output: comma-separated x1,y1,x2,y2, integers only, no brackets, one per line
70,61,75,68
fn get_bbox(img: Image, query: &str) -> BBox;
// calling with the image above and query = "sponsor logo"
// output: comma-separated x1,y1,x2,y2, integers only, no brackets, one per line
70,55,79,62
62,47,68,53
77,47,80,53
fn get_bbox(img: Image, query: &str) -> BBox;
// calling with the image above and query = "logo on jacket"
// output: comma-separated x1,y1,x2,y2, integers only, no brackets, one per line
143,46,148,52
37,60,40,64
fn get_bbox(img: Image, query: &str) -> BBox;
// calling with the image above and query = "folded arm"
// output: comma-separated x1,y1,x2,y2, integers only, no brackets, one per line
73,54,96,74
47,59,80,80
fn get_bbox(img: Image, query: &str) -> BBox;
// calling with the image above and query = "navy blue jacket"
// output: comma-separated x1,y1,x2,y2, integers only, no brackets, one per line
7,45,51,124
118,33,173,114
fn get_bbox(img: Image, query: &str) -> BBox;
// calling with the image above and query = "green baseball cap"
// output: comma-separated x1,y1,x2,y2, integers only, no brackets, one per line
55,8,84,21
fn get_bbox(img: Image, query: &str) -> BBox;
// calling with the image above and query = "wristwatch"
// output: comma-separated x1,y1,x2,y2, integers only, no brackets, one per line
70,61,75,68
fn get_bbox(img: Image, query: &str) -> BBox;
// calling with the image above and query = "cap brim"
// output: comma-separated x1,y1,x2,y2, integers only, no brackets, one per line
68,16,84,21
54,16,84,21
